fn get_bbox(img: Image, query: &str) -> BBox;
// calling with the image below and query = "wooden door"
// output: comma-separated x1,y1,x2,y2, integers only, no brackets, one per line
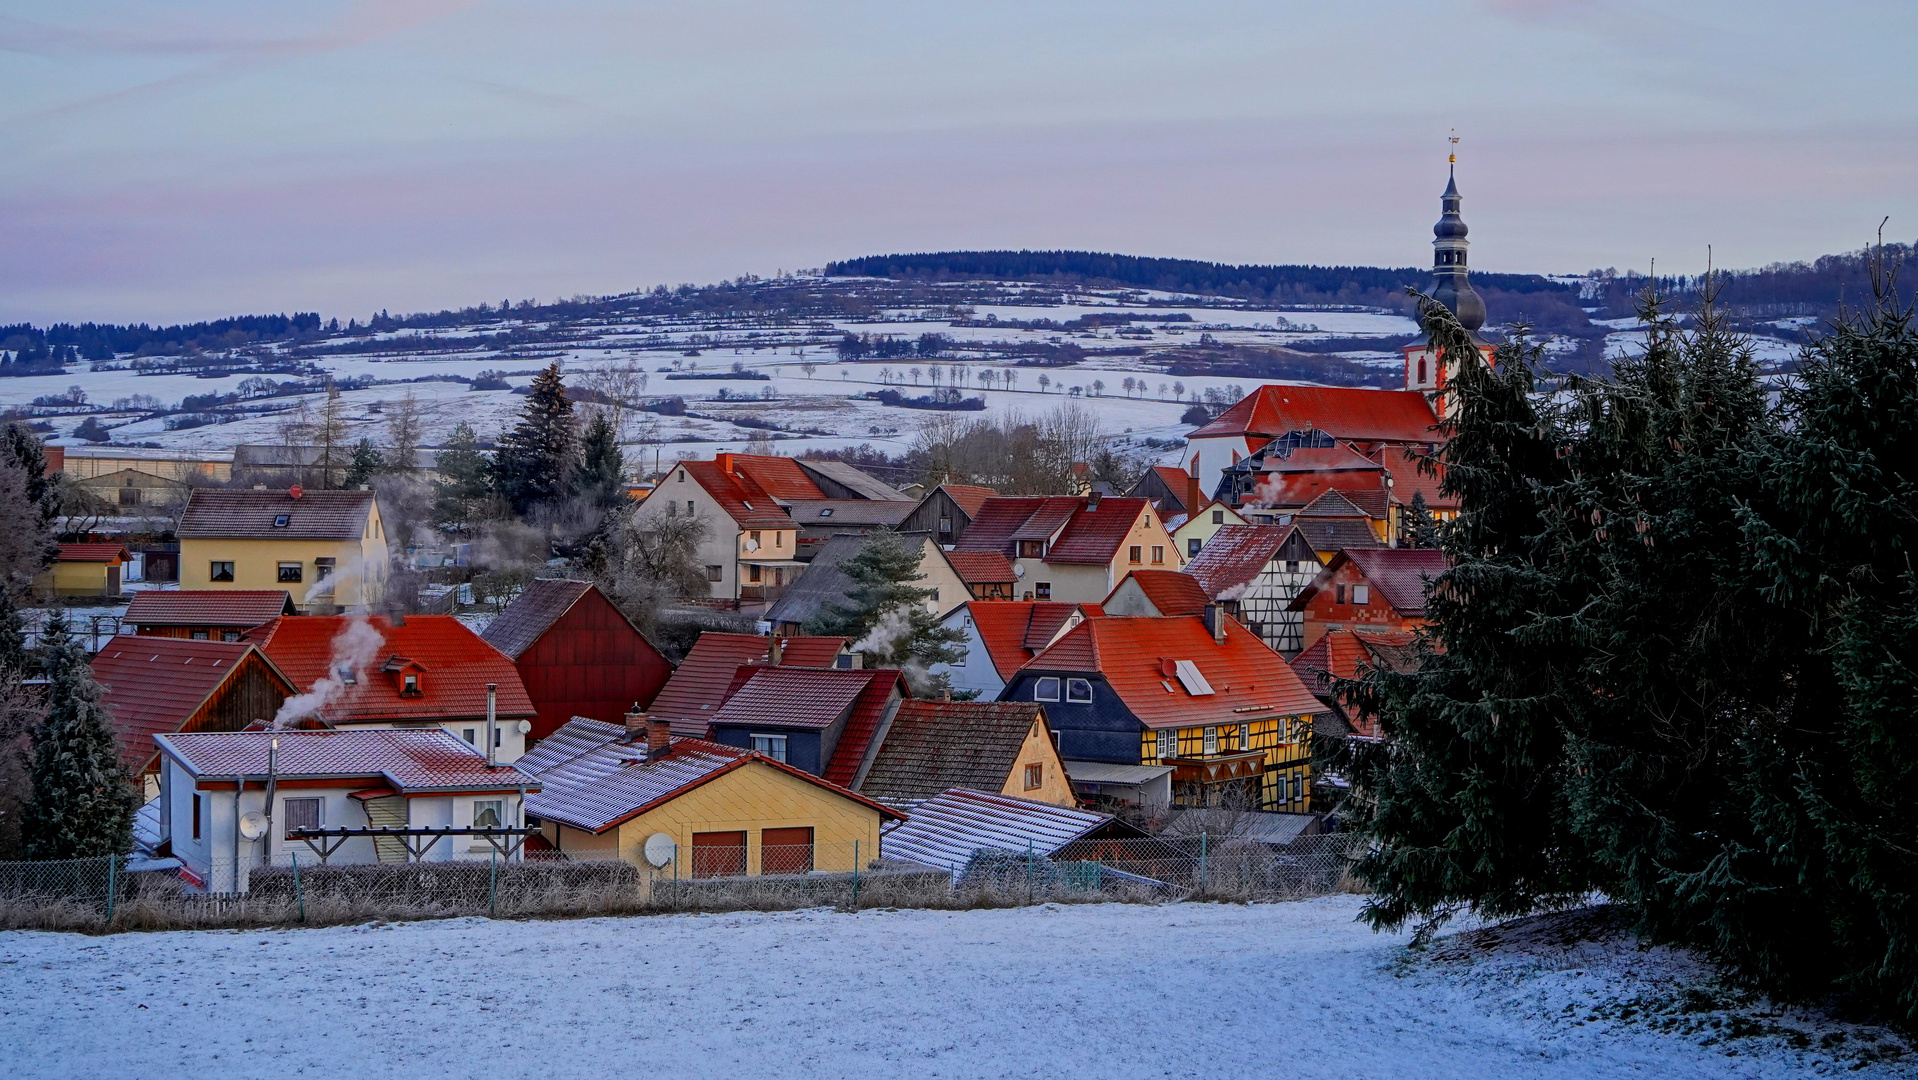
691,830,746,878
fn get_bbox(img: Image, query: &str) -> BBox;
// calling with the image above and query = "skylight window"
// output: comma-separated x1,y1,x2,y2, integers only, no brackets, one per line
1172,660,1215,696
818,508,833,517
272,514,290,528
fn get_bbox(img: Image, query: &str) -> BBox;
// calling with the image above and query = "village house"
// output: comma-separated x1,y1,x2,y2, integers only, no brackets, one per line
154,728,538,893
651,632,852,738
931,600,1103,700
1182,524,1322,655
879,787,1157,878
34,542,130,597
246,613,538,763
70,467,193,515
952,493,1179,604
1185,384,1444,500
998,609,1328,812
858,700,1075,808
941,550,1019,601
124,590,297,640
177,487,389,612
1291,491,1389,561
1288,548,1447,651
1290,627,1421,740
92,637,299,795
791,457,911,501
1101,569,1210,618
1217,429,1389,519
480,579,673,743
1170,499,1248,561
766,532,972,637
706,665,907,789
898,483,999,547
785,501,917,560
1125,465,1204,520
520,715,901,877
630,456,803,606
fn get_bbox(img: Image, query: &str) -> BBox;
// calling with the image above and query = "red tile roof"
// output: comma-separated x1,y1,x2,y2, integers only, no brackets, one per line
1340,548,1449,614
1182,525,1296,601
92,639,298,775
964,601,1105,680
939,484,998,517
178,488,376,540
943,550,1016,585
649,633,848,736
57,543,129,563
1023,615,1326,729
155,728,537,792
1290,628,1419,738
678,460,796,530
1370,445,1456,512
1190,385,1441,444
124,590,296,628
1104,570,1210,617
727,454,828,501
955,496,1150,565
246,615,534,725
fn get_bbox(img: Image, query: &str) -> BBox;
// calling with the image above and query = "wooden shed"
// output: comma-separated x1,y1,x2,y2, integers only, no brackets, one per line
481,579,673,743
91,638,300,792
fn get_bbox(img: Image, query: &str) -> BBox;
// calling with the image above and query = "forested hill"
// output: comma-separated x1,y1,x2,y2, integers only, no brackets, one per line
825,250,1570,302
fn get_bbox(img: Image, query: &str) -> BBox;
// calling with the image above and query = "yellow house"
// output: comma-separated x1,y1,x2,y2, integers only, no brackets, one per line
177,488,388,612
522,717,903,876
857,699,1078,808
35,543,130,597
1171,500,1248,562
955,493,1180,606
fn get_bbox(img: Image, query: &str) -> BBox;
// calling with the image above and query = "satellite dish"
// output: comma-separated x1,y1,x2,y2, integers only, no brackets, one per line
515,719,533,734
744,538,759,552
1013,564,1025,578
238,811,269,841
642,832,677,868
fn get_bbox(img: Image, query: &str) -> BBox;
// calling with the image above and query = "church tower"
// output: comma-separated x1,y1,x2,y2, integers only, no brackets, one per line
1403,136,1493,413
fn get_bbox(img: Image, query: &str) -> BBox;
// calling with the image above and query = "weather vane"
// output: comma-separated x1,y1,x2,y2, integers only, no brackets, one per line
1448,130,1459,166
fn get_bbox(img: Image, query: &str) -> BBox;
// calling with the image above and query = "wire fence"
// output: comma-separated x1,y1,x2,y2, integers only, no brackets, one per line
0,833,1365,933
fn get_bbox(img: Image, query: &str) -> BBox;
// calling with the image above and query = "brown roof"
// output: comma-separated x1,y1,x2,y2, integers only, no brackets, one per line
860,700,1049,803
1183,525,1296,600
1104,570,1210,617
1288,548,1448,615
956,496,1152,565
480,578,596,659
57,543,130,563
124,590,296,628
178,488,375,540
943,550,1016,585
92,639,298,775
650,633,850,737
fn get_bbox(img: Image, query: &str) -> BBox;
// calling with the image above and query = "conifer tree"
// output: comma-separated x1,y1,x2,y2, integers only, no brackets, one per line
493,362,577,515
432,422,493,531
804,530,964,688
574,411,625,512
343,438,385,490
23,613,136,859
0,588,27,676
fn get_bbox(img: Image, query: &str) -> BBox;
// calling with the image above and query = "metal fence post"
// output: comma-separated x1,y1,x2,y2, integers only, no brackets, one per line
1199,832,1208,897
488,849,497,918
293,853,304,923
1025,841,1034,906
105,856,116,926
851,840,861,910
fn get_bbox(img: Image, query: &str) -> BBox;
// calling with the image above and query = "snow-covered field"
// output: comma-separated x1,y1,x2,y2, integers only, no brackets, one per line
0,896,1902,1079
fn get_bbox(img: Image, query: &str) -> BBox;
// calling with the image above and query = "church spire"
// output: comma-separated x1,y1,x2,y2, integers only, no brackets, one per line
1430,133,1486,332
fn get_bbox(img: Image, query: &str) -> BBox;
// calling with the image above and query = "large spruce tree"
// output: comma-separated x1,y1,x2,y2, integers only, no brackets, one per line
23,613,137,859
492,362,577,515
574,410,626,513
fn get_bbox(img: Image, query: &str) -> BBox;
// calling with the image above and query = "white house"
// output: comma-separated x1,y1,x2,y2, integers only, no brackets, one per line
932,600,1102,700
153,729,539,893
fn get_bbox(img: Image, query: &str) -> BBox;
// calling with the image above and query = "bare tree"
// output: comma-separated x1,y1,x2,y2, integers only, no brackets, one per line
384,390,424,472
597,511,710,639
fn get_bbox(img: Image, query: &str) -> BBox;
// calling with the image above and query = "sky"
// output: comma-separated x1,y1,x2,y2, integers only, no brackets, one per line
1,0,1914,325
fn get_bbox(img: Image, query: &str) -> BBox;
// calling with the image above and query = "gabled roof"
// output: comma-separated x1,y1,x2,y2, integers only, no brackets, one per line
514,717,627,775
943,550,1016,585
480,578,600,659
795,459,910,501
726,454,827,501
783,500,915,527
524,735,902,835
880,788,1142,870
1021,615,1326,729
155,728,538,792
1103,570,1210,617
1188,385,1441,444
709,666,908,787
93,639,298,775
56,542,129,563
955,496,1150,565
1183,525,1297,601
765,534,867,628
1289,548,1447,614
1296,490,1372,519
1290,628,1419,694
650,633,849,736
962,601,1105,680
178,488,376,540
676,460,796,530
247,615,534,725
124,590,296,627
937,484,998,518
861,700,1050,804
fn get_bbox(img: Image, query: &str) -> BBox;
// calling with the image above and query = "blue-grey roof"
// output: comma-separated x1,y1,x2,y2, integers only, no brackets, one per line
879,787,1133,871
515,716,626,775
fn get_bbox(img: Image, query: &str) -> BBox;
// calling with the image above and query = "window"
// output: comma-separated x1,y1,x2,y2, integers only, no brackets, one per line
119,486,142,507
463,728,476,745
339,666,357,686
401,673,420,695
748,564,762,583
192,793,203,840
762,827,814,875
209,561,234,582
1018,540,1045,559
1275,773,1289,804
493,727,502,748
283,797,321,839
1335,584,1347,604
1034,677,1061,701
775,532,782,548
938,515,953,535
1212,510,1224,524
834,655,853,669
1035,582,1051,600
687,500,695,516
221,631,240,642
749,530,761,544
1286,560,1299,573
751,734,789,762
1151,546,1164,565
692,831,747,878
1156,729,1178,760
705,565,724,582
1129,546,1142,564
1188,538,1203,558
818,508,833,517
1066,678,1093,703
1352,584,1370,604
678,470,687,482
667,501,677,517
1203,726,1219,755
472,800,503,829
272,513,290,528
1417,357,1428,384
191,630,209,640
1024,763,1044,790
277,562,303,584
314,557,335,580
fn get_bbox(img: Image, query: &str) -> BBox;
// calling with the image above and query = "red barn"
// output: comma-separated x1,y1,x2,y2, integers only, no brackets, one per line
481,579,672,742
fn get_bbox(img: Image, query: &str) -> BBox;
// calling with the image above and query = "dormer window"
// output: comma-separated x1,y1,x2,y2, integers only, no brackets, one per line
338,667,357,686
401,674,420,695
1018,540,1045,559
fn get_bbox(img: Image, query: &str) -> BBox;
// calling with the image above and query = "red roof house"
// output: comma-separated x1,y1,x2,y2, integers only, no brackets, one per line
706,666,907,787
92,638,301,781
1182,524,1323,654
1101,569,1210,618
480,579,673,742
124,590,297,640
955,494,1178,603
1186,385,1442,513
1289,627,1420,739
648,632,851,736
1288,548,1448,651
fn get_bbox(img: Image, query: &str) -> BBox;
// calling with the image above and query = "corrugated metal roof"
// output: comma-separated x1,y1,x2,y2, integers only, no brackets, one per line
155,728,539,792
178,489,375,540
880,787,1134,870
479,578,594,659
515,716,628,775
795,459,910,501
124,590,296,627
1062,761,1172,785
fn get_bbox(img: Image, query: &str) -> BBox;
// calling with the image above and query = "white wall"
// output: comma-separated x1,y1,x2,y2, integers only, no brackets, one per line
930,607,1006,699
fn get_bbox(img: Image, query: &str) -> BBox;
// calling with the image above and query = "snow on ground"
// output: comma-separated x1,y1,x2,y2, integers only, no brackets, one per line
0,896,1903,1080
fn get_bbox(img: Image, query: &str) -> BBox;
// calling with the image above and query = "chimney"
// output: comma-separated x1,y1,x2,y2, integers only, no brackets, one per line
485,683,498,767
715,452,735,474
1203,603,1226,645
768,636,784,666
646,714,672,758
1185,470,1202,517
